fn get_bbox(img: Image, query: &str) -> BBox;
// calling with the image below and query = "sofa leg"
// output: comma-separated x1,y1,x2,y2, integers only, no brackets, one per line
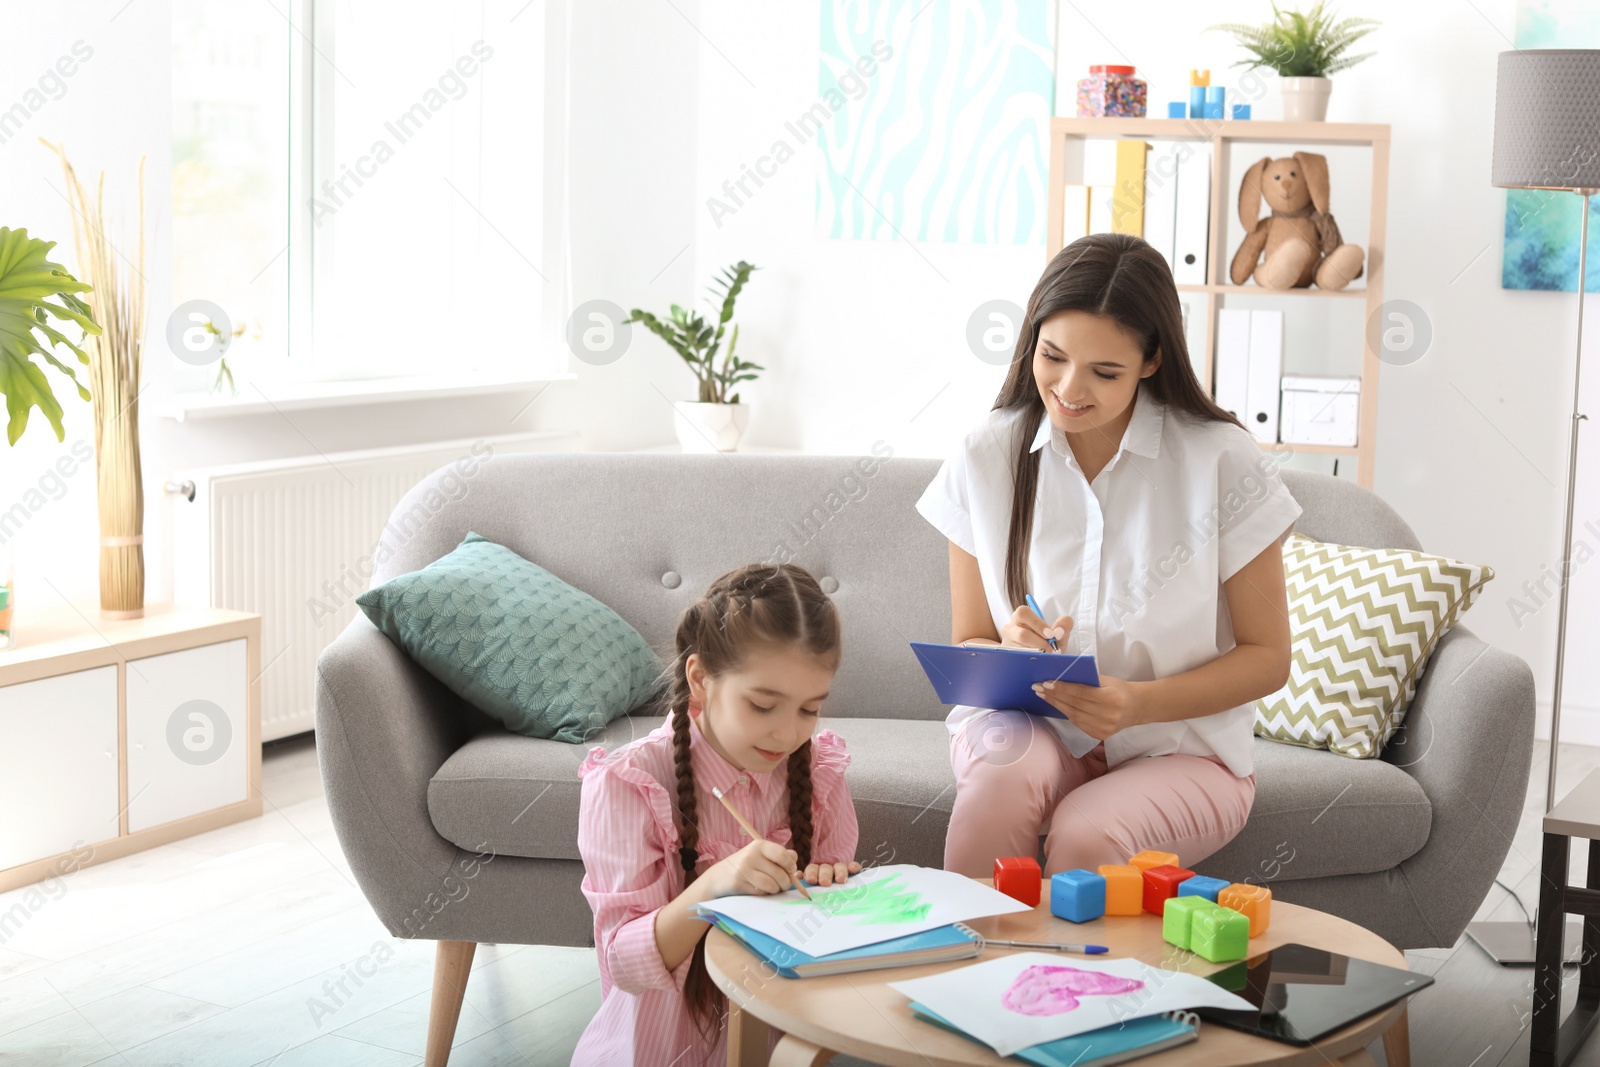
426,940,477,1067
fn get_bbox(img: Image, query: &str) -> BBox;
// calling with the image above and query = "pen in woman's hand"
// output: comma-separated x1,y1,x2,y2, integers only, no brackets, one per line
1024,593,1061,652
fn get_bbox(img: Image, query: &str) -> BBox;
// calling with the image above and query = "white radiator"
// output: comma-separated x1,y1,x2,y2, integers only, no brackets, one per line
168,431,574,741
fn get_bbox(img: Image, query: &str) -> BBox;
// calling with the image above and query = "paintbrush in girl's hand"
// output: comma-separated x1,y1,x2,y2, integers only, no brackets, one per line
710,785,813,900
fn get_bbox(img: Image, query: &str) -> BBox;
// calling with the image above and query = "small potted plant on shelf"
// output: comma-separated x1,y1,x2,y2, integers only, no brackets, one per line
628,261,763,453
1208,1,1379,122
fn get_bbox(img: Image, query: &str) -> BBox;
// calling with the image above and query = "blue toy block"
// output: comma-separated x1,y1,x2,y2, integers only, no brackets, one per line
1231,103,1252,120
1050,869,1107,923
1203,102,1224,119
1206,86,1225,104
1189,85,1207,114
1177,875,1230,902
1167,101,1186,118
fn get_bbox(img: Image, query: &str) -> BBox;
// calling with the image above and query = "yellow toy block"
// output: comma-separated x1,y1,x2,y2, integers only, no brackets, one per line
1189,68,1211,87
1127,850,1180,873
1219,883,1272,937
1098,864,1144,915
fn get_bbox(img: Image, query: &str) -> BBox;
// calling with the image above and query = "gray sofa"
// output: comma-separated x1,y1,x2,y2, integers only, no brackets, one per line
315,451,1535,1063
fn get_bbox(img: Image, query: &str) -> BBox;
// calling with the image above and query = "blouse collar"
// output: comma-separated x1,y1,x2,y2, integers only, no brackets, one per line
1030,385,1165,461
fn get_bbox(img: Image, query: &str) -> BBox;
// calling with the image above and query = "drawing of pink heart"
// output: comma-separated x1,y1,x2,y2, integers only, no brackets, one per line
1001,965,1146,1016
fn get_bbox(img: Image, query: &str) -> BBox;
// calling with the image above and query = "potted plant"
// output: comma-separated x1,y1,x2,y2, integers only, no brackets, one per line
628,261,763,453
1209,2,1379,122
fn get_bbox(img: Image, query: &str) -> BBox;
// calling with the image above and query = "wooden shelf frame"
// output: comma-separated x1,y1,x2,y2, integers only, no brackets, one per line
1047,117,1391,487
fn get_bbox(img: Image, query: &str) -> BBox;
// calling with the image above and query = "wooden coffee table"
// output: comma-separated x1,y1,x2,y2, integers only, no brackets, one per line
706,880,1414,1067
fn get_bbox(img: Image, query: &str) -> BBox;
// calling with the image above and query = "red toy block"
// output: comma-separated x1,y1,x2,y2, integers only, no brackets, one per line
994,856,1042,906
1141,863,1196,915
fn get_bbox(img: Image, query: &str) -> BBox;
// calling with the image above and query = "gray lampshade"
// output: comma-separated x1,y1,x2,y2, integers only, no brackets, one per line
1491,49,1600,190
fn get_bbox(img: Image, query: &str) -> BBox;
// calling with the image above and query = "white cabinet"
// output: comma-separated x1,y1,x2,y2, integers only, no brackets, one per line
126,638,249,833
0,666,120,870
0,604,260,891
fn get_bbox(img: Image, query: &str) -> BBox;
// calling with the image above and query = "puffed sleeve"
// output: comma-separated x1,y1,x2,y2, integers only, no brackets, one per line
915,441,977,557
576,755,696,996
1215,428,1304,583
807,729,860,866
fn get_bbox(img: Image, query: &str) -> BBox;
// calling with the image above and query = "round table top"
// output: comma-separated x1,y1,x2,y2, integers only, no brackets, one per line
705,880,1407,1067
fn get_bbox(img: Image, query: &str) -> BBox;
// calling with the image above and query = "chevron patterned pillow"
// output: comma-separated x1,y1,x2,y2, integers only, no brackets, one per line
1254,533,1494,759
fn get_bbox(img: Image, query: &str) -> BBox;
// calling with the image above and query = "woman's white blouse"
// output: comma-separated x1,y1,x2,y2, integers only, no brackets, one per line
915,385,1303,777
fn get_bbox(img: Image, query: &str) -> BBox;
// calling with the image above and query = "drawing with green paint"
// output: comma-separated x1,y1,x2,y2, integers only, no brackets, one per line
782,872,932,925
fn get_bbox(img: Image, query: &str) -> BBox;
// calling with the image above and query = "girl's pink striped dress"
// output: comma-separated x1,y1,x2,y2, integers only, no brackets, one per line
573,715,858,1067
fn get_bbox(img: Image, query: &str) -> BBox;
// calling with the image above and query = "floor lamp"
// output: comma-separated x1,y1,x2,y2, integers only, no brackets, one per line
1467,48,1600,967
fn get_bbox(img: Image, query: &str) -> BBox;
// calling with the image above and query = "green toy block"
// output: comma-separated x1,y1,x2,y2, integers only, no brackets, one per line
1190,904,1251,962
1161,895,1216,951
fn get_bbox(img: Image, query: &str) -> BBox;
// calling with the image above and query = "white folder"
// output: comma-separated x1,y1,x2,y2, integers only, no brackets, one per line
1142,142,1180,273
1172,142,1211,284
1215,308,1251,422
1245,309,1284,443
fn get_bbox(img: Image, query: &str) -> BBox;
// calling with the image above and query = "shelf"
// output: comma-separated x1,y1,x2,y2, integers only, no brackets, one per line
1176,284,1369,300
153,371,575,422
1051,117,1390,146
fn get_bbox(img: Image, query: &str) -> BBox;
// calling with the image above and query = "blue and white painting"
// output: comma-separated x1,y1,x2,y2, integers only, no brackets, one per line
816,0,1055,245
1502,0,1600,291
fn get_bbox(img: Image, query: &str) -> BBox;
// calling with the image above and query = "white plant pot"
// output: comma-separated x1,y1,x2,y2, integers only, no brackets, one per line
673,401,750,453
1280,76,1332,122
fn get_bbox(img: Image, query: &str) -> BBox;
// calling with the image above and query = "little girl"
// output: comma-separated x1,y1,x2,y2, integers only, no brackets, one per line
572,563,862,1067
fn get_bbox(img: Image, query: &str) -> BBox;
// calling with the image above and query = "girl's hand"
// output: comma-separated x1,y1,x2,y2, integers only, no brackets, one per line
706,839,802,899
802,860,862,887
1002,606,1073,651
1032,674,1146,740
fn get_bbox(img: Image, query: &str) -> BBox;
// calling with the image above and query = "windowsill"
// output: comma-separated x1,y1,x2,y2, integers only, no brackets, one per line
152,371,576,423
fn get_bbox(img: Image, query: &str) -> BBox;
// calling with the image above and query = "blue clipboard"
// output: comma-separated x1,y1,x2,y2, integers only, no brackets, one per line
909,642,1100,720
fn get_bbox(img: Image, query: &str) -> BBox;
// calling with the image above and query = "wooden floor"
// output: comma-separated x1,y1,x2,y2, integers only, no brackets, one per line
2,734,1600,1066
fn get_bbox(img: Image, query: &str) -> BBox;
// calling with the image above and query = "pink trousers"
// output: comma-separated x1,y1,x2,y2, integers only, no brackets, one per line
944,710,1257,877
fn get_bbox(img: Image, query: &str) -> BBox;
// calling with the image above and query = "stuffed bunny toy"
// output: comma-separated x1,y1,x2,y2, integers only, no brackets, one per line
1229,151,1364,290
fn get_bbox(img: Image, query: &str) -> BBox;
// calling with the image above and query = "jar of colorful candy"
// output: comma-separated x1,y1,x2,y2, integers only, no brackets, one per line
1076,65,1147,118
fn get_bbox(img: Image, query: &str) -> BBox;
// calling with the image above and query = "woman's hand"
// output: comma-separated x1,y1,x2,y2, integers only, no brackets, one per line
1002,606,1073,650
802,860,862,887
1032,674,1147,740
704,839,802,898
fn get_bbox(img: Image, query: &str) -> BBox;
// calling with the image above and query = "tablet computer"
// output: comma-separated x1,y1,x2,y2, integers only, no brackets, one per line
1193,942,1433,1046
909,641,1099,720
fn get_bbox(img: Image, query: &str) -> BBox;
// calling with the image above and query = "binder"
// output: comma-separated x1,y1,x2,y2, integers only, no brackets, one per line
1111,140,1148,236
1245,310,1284,443
1214,308,1251,421
1063,184,1092,245
1172,143,1211,284
1084,140,1117,235
910,641,1100,720
1142,142,1180,271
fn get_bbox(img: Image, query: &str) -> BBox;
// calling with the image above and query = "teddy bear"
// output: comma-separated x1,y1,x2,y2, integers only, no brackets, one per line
1229,151,1365,290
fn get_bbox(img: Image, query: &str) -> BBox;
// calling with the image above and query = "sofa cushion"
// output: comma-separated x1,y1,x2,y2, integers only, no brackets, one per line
427,719,1429,882
356,531,664,743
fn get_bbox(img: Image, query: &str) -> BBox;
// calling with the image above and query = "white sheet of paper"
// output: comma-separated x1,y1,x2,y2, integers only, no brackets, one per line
889,952,1256,1056
694,863,1031,957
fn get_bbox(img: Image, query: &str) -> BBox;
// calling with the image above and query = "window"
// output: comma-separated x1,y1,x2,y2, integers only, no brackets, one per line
172,1,554,395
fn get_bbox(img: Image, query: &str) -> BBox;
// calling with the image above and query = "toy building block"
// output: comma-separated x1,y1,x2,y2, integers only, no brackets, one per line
1189,68,1211,86
1177,875,1230,902
1141,864,1197,914
1190,905,1251,962
1051,869,1107,923
1205,85,1225,104
1231,103,1252,120
1127,850,1180,872
995,856,1042,907
1167,101,1186,118
1189,86,1207,117
1161,895,1217,951
1203,102,1224,119
1219,883,1273,937
1098,864,1144,915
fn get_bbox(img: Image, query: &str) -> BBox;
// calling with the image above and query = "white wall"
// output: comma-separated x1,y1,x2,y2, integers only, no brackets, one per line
3,0,1597,747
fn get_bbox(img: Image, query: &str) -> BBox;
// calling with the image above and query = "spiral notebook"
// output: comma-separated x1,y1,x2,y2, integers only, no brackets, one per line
698,912,983,978
910,1004,1200,1067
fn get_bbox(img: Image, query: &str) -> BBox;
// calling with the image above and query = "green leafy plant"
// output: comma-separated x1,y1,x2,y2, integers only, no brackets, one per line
0,226,101,445
628,261,763,404
1209,2,1379,78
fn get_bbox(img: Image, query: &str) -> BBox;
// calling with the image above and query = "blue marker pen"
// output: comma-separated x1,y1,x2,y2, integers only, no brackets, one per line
1024,593,1060,652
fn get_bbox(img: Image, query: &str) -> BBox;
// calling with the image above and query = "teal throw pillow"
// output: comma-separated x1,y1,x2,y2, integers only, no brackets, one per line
355,531,664,742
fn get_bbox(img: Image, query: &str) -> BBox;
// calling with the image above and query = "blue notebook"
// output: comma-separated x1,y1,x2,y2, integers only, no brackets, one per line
910,1002,1199,1067
696,910,982,978
910,641,1100,720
